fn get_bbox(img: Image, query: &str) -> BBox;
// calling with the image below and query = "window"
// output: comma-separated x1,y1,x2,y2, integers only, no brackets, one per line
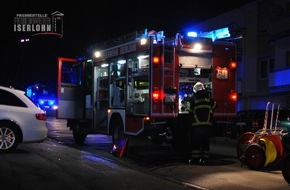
109,59,126,108
259,60,268,79
269,58,275,71
286,51,290,67
61,62,83,85
127,51,150,114
259,57,275,79
286,2,290,16
0,89,27,107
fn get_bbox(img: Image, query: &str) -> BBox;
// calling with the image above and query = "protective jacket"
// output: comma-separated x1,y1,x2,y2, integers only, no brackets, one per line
190,90,216,126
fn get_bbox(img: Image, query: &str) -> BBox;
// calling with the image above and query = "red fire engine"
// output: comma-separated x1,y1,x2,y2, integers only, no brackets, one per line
57,29,237,156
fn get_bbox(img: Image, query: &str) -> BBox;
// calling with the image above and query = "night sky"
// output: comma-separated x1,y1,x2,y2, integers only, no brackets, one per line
1,0,256,90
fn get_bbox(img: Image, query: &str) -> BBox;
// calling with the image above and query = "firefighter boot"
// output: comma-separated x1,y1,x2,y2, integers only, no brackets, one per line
188,158,198,165
198,158,207,165
189,149,203,165
199,150,210,165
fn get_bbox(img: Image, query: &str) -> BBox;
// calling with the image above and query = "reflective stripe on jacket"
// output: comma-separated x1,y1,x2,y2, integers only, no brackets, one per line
191,97,216,126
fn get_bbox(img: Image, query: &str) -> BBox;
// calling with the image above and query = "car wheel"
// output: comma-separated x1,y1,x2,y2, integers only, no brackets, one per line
282,154,290,184
0,124,20,152
72,122,87,145
236,132,255,162
245,143,266,170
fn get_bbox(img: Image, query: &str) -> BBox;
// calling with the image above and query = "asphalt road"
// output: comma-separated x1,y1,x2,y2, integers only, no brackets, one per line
0,117,289,190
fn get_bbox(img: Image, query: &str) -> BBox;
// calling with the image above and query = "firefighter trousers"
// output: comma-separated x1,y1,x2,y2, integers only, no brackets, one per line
190,125,211,160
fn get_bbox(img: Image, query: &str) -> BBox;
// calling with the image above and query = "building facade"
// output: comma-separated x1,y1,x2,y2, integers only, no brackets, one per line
191,0,290,110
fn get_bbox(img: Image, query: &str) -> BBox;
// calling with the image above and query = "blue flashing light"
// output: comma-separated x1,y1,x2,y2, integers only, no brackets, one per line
38,99,56,106
213,27,230,41
187,32,197,37
26,89,32,98
76,56,85,61
48,100,55,106
39,99,45,105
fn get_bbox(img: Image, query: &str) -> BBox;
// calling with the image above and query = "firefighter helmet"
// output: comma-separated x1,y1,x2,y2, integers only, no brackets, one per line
193,82,205,93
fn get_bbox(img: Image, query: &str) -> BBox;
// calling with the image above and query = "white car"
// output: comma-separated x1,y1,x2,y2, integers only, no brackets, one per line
0,86,48,152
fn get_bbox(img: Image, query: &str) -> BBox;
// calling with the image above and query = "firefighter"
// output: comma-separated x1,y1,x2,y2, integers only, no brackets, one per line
188,82,216,165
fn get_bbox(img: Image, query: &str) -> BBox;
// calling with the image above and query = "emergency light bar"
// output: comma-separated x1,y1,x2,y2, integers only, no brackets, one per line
187,32,197,37
187,27,231,41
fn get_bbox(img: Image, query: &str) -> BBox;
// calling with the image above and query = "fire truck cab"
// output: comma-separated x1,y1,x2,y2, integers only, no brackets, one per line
57,29,237,156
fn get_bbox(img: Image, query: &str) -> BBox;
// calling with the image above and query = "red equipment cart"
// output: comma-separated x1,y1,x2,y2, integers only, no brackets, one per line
236,102,287,170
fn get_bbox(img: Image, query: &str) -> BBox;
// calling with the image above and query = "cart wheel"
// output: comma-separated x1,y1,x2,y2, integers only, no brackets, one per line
245,143,266,170
282,154,290,184
236,132,255,162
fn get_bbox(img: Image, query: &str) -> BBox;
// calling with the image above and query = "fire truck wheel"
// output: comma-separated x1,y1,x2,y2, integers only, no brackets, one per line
111,118,128,157
282,153,290,184
236,132,255,162
72,123,87,145
244,143,266,170
112,119,124,144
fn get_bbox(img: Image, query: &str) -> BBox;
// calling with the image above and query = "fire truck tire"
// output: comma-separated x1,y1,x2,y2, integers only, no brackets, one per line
111,118,128,157
244,143,266,170
236,132,255,162
112,119,124,144
72,122,87,145
282,153,290,184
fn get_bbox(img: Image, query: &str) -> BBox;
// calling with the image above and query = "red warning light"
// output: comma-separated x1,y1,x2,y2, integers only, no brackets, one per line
230,61,237,70
152,90,164,102
229,91,238,102
152,91,160,101
153,56,160,64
